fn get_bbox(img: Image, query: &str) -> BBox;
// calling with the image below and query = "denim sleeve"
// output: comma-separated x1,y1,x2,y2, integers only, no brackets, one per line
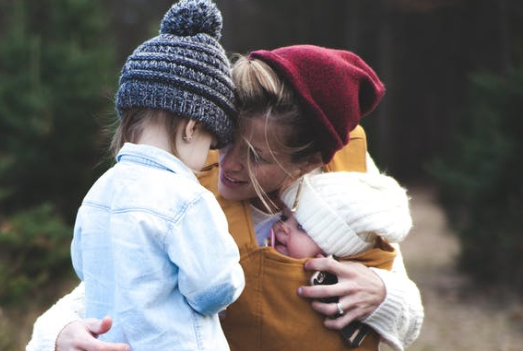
70,213,84,281
166,191,245,316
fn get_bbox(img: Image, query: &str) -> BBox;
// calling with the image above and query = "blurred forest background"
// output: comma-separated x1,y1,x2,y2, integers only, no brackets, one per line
1,0,522,350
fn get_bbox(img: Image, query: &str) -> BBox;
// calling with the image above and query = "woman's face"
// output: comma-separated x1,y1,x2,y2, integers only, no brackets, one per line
218,117,301,203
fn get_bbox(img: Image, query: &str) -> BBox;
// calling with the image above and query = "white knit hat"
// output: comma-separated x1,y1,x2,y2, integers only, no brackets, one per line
279,172,412,257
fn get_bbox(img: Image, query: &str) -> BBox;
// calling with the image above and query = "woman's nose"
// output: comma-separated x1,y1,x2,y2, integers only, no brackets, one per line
220,143,244,172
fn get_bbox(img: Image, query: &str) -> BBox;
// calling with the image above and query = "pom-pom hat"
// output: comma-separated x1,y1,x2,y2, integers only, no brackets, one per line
280,172,412,257
116,0,237,148
249,45,385,163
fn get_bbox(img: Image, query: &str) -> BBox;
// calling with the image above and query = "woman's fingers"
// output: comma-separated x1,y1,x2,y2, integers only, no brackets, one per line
83,316,113,336
303,256,340,275
79,338,130,351
56,318,130,351
299,257,386,330
310,300,362,329
298,257,358,300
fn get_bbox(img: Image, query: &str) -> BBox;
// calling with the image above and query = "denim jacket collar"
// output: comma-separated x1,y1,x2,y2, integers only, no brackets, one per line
116,143,197,182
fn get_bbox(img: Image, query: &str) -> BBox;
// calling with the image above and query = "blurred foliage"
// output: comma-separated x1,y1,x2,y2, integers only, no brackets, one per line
0,0,115,221
0,0,115,312
0,204,73,305
429,67,523,293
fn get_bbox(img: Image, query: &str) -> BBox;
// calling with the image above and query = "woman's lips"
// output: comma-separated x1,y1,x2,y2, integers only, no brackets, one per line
220,172,246,188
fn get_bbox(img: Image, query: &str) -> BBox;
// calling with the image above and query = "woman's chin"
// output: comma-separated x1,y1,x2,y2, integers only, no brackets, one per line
218,180,248,201
218,174,255,201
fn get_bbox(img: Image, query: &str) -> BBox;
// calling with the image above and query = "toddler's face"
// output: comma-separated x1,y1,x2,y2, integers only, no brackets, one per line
271,206,322,259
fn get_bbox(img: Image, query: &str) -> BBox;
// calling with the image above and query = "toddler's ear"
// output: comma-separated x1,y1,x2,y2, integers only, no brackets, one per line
181,119,198,141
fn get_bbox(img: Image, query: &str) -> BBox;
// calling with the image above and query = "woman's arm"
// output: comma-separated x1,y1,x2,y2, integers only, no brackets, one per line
365,245,423,351
26,283,86,351
25,283,130,351
298,246,423,351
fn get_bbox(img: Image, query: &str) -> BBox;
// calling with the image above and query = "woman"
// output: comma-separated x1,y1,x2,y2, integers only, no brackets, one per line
27,45,423,351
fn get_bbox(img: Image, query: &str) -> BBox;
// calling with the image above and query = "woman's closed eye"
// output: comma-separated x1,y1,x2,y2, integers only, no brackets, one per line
249,148,270,164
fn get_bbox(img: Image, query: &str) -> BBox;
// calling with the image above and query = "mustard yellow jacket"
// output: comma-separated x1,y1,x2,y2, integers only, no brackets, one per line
198,126,396,351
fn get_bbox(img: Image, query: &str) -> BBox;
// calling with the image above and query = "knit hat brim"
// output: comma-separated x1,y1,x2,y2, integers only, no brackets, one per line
117,76,234,147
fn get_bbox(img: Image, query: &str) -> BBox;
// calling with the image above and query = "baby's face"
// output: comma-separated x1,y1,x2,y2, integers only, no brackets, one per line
271,207,322,259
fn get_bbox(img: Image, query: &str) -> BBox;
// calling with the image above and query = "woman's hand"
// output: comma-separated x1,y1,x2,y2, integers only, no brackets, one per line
56,316,130,351
298,256,386,330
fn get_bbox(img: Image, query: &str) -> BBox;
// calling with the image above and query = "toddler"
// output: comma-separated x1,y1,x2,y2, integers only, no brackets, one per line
70,1,245,350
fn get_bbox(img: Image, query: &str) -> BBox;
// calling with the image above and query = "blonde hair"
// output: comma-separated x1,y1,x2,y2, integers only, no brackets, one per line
110,109,184,158
231,54,320,212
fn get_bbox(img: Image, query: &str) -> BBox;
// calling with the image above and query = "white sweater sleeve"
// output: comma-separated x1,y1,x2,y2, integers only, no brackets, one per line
365,242,424,350
365,152,381,175
26,282,86,351
363,152,424,350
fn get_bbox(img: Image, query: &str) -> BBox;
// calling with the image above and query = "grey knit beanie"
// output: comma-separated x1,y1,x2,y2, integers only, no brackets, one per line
116,0,237,148
280,172,413,257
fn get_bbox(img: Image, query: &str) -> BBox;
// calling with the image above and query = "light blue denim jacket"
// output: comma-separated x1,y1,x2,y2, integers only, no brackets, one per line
71,143,245,351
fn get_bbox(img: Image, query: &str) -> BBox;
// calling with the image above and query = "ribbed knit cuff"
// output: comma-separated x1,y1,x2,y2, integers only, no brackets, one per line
363,268,407,351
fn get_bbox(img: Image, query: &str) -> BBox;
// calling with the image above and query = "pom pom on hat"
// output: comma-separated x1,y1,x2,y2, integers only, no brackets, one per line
160,0,222,39
116,0,236,148
249,45,385,163
280,172,412,257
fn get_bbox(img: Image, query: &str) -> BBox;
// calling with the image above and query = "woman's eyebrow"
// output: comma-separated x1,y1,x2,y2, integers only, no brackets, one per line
253,146,265,155
247,142,266,156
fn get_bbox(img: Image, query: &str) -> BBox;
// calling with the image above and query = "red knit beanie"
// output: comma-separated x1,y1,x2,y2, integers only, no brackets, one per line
248,45,385,163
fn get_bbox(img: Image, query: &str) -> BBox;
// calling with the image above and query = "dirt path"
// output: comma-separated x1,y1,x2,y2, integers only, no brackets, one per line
392,185,523,351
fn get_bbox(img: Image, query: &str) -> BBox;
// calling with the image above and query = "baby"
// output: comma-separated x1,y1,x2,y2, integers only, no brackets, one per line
272,171,412,260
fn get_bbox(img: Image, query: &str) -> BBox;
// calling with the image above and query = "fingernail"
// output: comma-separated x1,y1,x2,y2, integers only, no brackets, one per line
297,287,302,296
